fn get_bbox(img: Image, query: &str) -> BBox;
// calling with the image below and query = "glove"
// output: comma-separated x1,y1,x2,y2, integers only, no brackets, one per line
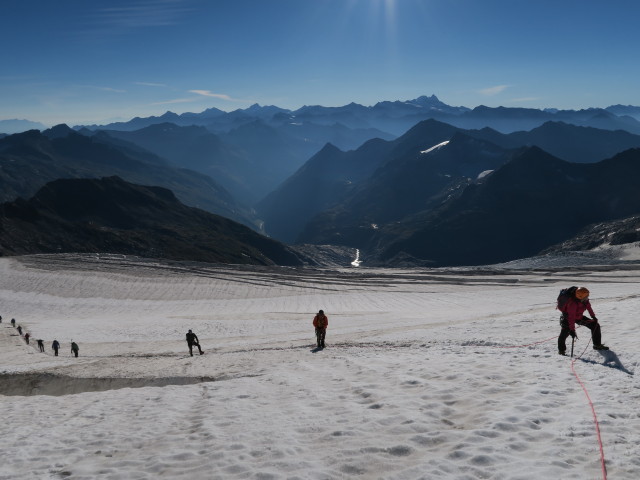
569,330,577,339
592,317,598,323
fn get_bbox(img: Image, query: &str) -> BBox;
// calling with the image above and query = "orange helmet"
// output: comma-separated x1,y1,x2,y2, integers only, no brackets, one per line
575,287,590,300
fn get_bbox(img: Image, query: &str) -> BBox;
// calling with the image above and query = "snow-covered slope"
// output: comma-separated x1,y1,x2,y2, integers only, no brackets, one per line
0,254,638,479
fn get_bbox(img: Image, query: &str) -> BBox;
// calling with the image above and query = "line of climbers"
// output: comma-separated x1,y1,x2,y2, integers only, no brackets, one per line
4,286,610,358
3,310,330,358
1,315,74,356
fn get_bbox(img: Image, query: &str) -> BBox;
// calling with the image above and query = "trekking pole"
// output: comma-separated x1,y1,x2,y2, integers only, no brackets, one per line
571,337,575,358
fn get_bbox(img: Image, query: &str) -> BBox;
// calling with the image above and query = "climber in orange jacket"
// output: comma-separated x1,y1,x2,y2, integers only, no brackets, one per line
313,310,328,349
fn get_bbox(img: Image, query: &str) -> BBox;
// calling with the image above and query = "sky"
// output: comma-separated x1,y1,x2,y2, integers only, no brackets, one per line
2,0,640,127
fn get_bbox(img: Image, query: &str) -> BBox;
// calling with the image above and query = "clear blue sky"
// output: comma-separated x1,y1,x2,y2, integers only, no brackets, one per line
2,0,639,127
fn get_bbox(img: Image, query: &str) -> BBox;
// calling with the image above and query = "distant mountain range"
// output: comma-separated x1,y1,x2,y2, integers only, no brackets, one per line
4,95,640,267
7,94,639,140
0,176,306,266
81,121,392,205
0,125,259,229
73,95,465,136
0,119,47,135
260,119,640,245
67,95,640,136
77,120,393,205
371,147,640,266
467,121,640,163
297,144,640,267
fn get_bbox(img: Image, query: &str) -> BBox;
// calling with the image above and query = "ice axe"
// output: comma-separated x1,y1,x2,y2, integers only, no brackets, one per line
570,337,575,358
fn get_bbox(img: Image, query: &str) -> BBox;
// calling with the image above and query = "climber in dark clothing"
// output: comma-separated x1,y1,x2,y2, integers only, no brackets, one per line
186,329,204,356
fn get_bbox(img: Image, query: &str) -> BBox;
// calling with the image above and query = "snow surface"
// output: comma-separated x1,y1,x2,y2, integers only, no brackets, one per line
1,253,639,479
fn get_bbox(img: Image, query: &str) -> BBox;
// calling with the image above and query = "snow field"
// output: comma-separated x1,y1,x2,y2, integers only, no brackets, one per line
0,255,639,479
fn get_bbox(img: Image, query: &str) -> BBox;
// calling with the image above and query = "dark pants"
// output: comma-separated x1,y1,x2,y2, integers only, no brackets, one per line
558,315,602,352
72,350,78,357
54,348,59,356
188,341,203,356
315,328,326,348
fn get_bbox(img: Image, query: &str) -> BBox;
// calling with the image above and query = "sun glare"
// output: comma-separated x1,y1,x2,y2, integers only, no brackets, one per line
344,0,399,34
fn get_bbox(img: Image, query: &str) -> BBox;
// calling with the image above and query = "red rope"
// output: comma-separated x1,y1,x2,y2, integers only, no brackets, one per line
467,331,607,480
570,355,608,480
492,336,557,348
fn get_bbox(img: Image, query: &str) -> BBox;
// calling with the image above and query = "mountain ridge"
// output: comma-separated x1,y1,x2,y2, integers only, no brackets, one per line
0,127,259,228
66,95,640,135
372,147,640,266
0,176,306,266
261,118,640,246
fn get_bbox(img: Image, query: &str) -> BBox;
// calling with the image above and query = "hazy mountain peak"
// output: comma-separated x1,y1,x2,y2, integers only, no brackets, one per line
42,124,75,139
0,118,47,135
410,94,445,106
512,145,559,163
159,111,180,120
317,142,343,155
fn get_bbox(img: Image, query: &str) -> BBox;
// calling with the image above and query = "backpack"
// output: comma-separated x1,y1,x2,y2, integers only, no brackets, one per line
315,314,327,328
556,286,577,312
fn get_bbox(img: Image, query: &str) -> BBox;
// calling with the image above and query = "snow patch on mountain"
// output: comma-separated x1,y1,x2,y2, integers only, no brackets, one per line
420,140,450,155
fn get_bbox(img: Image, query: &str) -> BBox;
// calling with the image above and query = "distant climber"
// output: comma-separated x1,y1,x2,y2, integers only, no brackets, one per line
37,339,45,352
52,339,60,356
24,332,30,344
313,309,328,349
186,329,204,356
71,341,79,358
